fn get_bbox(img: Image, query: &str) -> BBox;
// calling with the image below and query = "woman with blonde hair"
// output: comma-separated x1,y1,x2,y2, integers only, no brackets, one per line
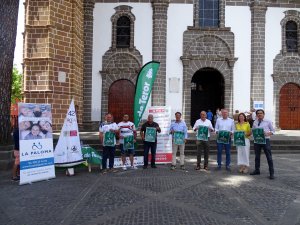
235,113,251,173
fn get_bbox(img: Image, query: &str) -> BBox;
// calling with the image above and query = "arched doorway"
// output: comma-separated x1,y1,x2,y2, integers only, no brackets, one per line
108,79,135,124
279,83,300,129
191,68,224,126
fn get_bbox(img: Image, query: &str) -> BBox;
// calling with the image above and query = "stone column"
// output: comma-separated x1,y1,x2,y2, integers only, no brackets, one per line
250,0,267,105
83,0,95,127
151,0,169,106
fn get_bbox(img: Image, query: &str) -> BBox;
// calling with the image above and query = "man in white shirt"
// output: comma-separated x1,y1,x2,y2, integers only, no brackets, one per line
214,109,235,171
193,111,214,170
99,113,119,173
118,114,137,170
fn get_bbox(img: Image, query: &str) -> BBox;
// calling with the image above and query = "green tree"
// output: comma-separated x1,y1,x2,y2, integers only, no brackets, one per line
11,66,22,103
0,0,20,143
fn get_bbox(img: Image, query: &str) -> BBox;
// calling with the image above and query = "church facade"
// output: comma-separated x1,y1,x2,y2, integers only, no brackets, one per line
23,0,300,130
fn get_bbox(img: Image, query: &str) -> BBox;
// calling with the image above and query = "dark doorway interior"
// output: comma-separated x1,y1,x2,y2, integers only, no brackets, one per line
191,68,224,126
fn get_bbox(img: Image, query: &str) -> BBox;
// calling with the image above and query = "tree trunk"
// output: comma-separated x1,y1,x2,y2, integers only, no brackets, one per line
0,0,19,143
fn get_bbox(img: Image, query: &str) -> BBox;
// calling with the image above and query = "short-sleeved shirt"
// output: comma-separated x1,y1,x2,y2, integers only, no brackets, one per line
99,122,118,146
141,121,160,143
118,121,136,144
235,122,251,139
193,119,214,138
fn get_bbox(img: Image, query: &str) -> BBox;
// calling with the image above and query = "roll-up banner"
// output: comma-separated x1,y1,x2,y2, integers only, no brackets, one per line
18,103,55,185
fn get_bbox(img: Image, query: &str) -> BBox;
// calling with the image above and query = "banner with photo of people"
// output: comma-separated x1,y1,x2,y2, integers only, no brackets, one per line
18,103,55,185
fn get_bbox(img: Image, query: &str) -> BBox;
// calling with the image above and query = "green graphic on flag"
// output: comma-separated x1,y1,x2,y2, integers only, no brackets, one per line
82,146,102,165
217,130,231,144
174,131,184,145
234,131,245,146
145,127,156,142
252,128,266,144
124,135,134,150
134,61,160,127
197,126,209,141
104,131,115,146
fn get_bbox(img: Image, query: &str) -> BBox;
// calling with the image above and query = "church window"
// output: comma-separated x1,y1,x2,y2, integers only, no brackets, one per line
199,0,219,28
116,16,131,48
286,21,298,52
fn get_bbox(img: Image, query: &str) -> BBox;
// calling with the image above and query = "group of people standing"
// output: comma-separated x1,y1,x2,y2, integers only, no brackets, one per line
99,108,275,180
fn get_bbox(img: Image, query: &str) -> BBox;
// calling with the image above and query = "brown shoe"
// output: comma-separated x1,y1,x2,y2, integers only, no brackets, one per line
195,165,201,170
204,166,209,171
243,166,248,174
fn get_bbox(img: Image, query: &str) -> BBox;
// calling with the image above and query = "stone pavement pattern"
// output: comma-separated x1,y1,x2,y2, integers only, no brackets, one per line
0,154,300,225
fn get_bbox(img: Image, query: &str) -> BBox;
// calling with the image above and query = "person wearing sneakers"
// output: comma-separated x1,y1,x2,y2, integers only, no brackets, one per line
170,112,188,170
118,114,137,170
193,111,214,171
250,109,275,179
99,113,119,173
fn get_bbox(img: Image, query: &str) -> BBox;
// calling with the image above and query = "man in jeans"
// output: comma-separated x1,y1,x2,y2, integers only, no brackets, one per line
170,112,188,170
250,109,275,179
140,114,161,169
99,113,119,173
214,108,235,171
193,111,214,171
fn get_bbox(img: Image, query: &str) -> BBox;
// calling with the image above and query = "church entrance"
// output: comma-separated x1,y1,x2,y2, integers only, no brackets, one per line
190,68,224,126
108,79,135,124
279,82,300,129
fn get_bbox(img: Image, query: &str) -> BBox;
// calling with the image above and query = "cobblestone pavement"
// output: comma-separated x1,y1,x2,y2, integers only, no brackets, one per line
0,154,300,225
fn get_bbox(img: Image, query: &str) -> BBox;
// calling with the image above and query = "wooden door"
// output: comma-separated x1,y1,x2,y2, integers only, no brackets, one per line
108,79,135,124
279,83,300,129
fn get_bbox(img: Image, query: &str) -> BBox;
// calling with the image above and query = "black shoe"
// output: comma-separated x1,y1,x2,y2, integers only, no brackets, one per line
269,174,275,180
11,177,20,181
143,165,148,169
250,170,260,175
151,165,157,168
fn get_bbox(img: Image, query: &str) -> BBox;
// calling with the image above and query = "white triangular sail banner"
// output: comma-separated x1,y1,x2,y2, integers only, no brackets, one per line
54,99,83,165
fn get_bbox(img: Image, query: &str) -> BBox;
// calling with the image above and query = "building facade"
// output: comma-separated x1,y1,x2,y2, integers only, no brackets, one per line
23,0,300,129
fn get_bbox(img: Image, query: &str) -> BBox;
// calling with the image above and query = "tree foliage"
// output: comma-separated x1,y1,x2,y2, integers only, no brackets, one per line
11,66,22,103
0,0,19,143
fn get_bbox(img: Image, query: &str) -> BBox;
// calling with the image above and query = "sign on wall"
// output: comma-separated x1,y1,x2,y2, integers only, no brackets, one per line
18,103,55,185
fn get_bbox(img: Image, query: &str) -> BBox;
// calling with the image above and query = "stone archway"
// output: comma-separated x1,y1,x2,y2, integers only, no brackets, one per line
181,32,236,128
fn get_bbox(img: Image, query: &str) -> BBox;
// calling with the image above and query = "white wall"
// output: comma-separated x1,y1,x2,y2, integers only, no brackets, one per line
92,3,152,121
265,8,296,122
166,4,193,119
225,6,251,114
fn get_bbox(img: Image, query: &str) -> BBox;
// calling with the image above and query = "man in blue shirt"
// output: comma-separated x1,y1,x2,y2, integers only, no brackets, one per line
207,110,214,126
250,109,275,179
169,112,188,170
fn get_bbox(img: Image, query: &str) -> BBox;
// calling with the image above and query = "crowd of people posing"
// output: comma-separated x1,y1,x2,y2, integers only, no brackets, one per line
99,108,275,180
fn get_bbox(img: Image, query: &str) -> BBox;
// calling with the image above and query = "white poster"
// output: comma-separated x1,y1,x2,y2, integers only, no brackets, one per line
54,99,83,165
18,103,55,185
148,106,172,163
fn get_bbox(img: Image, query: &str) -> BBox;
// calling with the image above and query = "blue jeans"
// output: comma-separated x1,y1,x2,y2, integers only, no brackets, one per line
254,139,274,175
102,146,115,169
217,141,231,167
143,141,157,166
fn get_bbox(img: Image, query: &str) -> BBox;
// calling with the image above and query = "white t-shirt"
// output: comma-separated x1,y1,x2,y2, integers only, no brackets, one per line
99,122,118,146
118,121,136,144
193,119,214,137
